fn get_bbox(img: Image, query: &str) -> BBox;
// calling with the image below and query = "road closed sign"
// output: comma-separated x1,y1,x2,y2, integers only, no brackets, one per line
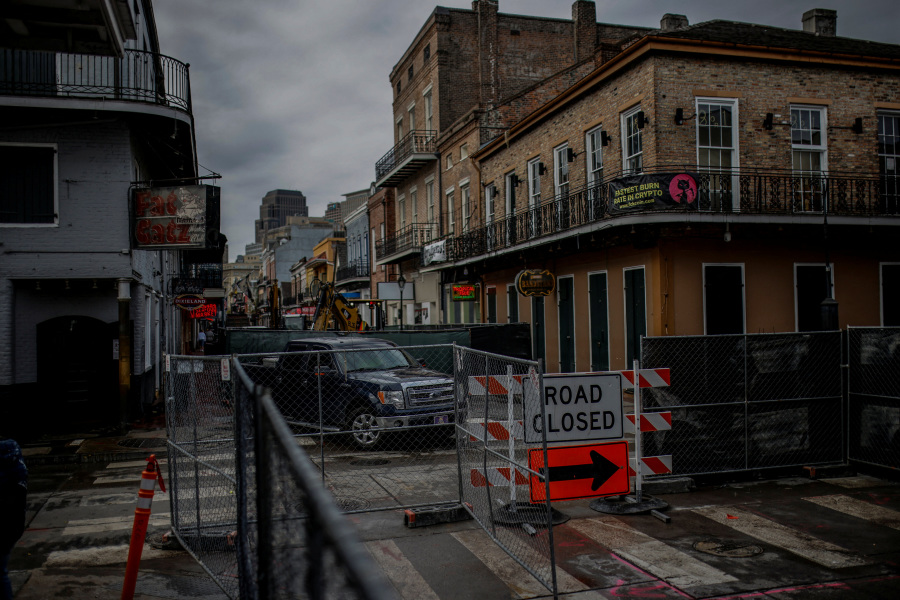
524,373,623,444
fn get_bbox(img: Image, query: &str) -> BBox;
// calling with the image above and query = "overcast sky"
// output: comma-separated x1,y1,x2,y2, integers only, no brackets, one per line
152,0,899,262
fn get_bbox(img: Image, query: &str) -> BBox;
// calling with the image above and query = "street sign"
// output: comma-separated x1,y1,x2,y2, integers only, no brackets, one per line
524,373,623,444
528,441,629,502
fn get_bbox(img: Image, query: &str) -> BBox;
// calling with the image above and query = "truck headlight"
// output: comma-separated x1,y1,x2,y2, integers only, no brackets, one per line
378,390,405,409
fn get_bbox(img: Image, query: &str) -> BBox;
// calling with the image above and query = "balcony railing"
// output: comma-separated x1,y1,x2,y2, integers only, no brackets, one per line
452,168,899,261
375,130,437,183
182,263,223,289
375,223,437,261
335,260,370,283
0,49,192,112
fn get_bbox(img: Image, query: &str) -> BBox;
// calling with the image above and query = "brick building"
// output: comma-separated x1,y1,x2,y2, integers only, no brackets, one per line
372,0,647,325
453,9,900,372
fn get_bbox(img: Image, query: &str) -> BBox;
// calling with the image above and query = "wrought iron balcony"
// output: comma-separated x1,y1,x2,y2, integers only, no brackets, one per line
375,130,437,187
451,168,899,261
0,49,192,113
375,223,438,264
335,260,370,283
181,263,223,289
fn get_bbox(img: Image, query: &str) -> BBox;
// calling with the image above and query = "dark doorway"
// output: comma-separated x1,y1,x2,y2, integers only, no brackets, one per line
796,265,829,332
882,264,900,326
589,272,610,371
487,288,497,323
37,316,118,429
704,265,745,335
624,267,646,365
508,284,519,323
558,277,575,372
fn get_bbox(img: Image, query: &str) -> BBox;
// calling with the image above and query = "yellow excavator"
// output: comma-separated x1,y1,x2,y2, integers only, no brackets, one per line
311,281,370,331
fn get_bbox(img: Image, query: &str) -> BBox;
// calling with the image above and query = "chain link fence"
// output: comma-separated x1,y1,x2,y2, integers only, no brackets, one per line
454,346,558,597
165,355,241,598
848,327,900,471
236,339,461,513
640,332,844,476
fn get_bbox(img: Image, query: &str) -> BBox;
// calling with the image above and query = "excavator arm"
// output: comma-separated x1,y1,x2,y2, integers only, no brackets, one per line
312,282,368,331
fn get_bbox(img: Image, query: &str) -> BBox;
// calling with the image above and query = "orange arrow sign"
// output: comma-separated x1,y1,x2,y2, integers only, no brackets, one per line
529,441,629,502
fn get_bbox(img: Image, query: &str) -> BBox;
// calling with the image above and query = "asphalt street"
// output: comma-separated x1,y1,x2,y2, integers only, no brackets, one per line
10,439,900,599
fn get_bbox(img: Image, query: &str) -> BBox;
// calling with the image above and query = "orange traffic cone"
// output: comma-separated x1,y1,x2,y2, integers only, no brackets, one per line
121,454,166,600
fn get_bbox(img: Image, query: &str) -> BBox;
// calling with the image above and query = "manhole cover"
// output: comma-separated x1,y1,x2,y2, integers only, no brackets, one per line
693,540,764,558
117,438,167,449
335,497,371,512
349,458,390,466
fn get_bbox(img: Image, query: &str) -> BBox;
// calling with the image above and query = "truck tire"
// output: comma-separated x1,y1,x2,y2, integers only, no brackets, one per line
348,407,382,449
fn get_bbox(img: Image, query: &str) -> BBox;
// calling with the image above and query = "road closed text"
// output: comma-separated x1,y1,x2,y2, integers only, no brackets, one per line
525,374,623,444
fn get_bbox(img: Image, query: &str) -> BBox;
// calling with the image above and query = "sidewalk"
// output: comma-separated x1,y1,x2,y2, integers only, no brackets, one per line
20,414,169,467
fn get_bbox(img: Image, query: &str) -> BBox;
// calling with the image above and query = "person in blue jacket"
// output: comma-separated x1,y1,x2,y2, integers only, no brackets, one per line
0,436,27,600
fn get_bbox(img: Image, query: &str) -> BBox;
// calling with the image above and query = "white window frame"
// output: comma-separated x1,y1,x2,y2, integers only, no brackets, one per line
0,142,59,227
585,126,604,187
701,263,746,335
460,143,469,160
878,111,899,211
553,143,569,199
622,106,644,175
425,176,436,236
410,186,418,226
460,179,470,233
396,115,403,141
407,103,416,132
696,97,740,211
791,104,828,212
423,86,433,131
527,157,542,236
485,183,496,249
445,186,455,236
398,194,407,229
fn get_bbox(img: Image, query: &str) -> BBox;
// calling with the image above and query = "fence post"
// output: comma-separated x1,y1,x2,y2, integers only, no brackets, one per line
633,359,643,503
453,343,465,505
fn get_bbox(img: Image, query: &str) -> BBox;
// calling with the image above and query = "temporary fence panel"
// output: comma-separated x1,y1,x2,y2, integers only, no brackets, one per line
236,344,461,513
165,355,241,599
639,332,844,476
847,327,900,471
251,383,397,599
454,345,558,597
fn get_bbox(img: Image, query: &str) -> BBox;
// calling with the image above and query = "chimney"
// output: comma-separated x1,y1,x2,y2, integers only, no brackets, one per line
802,8,837,37
475,0,499,108
660,14,689,32
572,1,597,61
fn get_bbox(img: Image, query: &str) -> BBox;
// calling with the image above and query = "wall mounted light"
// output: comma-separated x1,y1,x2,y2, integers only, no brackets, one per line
566,147,577,162
538,162,547,176
724,222,732,243
852,117,863,134
636,111,647,129
674,108,696,126
601,131,612,147
763,113,774,131
491,186,500,199
509,174,521,187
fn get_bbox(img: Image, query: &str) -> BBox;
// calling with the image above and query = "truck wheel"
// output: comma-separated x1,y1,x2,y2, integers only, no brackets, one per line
348,407,381,449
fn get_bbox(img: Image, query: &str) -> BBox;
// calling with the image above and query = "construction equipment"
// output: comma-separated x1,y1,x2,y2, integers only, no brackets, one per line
311,281,370,331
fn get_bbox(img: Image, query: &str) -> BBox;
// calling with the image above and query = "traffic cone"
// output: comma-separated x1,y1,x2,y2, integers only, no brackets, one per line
121,454,166,600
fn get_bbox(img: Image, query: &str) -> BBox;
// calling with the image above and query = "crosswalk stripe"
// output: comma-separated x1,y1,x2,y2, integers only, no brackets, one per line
693,506,869,568
365,539,439,600
451,529,586,598
569,517,737,589
822,475,887,489
804,494,900,531
63,513,170,536
105,459,168,470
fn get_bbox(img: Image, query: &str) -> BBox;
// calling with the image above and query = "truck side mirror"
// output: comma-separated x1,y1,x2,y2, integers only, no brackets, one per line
417,358,427,367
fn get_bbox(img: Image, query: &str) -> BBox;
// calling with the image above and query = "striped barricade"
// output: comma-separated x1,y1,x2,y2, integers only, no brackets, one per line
470,466,530,488
467,375,525,396
624,411,673,434
617,368,670,390
627,455,673,477
466,420,524,443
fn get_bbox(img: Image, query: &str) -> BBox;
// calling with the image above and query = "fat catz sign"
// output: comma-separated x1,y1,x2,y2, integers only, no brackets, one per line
609,173,699,214
132,185,219,249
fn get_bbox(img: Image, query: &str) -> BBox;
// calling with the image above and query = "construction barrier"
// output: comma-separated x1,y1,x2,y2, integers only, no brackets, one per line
121,455,165,600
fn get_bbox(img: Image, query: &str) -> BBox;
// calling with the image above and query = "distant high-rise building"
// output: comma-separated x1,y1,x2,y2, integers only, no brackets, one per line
324,201,343,227
255,189,308,242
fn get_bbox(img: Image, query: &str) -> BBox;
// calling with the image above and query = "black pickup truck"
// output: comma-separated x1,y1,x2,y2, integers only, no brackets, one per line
243,337,458,448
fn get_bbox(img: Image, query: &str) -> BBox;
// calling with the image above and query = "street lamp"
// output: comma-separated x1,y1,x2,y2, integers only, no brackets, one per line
397,273,406,330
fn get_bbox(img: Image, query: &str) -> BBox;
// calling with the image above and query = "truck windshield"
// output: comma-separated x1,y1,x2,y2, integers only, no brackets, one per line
344,348,416,372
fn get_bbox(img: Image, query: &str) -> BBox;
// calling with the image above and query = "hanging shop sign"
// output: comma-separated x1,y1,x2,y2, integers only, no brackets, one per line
174,294,205,311
608,173,699,214
188,302,218,319
515,269,556,297
132,185,220,249
172,278,204,295
423,239,447,266
451,284,477,301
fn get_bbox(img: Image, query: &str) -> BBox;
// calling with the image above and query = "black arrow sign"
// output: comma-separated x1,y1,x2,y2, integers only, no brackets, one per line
543,450,620,491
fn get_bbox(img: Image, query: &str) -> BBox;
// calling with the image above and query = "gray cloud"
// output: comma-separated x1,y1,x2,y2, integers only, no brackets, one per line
152,0,899,260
